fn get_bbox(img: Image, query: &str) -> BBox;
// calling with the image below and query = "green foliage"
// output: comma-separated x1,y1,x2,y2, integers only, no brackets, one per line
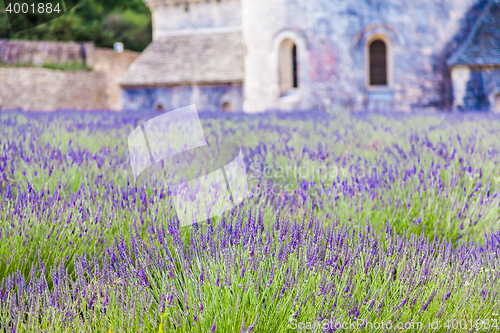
0,0,152,51
0,61,32,67
42,60,91,70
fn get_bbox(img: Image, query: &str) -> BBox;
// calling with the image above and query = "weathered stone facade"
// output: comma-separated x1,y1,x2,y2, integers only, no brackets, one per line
121,1,244,112
122,84,243,111
0,67,108,111
122,0,500,112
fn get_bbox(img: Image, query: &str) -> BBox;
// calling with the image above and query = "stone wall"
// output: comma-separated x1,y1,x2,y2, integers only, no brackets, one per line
0,41,140,111
241,0,480,112
452,66,500,112
0,68,108,111
90,49,141,110
122,84,243,111
0,39,92,66
485,69,500,112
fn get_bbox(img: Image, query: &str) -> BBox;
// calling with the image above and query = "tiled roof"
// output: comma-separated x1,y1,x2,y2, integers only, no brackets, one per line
120,31,244,87
448,1,500,67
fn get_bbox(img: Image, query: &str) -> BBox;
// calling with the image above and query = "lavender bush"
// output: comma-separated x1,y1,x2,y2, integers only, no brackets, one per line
0,110,499,332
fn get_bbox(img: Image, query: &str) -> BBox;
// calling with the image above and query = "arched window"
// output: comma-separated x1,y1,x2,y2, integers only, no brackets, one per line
279,39,299,95
369,40,388,86
221,101,233,112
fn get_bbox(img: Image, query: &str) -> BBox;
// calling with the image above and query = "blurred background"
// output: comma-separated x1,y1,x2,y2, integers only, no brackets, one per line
0,0,152,52
0,0,499,113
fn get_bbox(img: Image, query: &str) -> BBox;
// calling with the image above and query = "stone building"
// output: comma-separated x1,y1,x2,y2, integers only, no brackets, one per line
120,0,500,112
448,1,500,112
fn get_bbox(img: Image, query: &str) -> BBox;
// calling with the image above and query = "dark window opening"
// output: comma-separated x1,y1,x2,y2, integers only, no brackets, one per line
222,101,233,111
369,40,388,86
292,44,298,88
279,39,299,95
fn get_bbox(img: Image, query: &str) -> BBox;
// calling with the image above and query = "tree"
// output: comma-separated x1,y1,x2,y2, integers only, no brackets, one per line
0,0,152,52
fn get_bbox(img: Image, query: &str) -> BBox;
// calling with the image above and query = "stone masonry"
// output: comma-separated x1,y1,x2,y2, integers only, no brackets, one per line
0,40,140,111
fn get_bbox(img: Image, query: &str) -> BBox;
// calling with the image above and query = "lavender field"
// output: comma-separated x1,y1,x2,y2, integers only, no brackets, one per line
1,110,500,332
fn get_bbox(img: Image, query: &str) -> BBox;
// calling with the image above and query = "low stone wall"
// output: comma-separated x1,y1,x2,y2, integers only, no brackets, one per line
0,68,108,111
0,41,140,111
122,84,244,111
